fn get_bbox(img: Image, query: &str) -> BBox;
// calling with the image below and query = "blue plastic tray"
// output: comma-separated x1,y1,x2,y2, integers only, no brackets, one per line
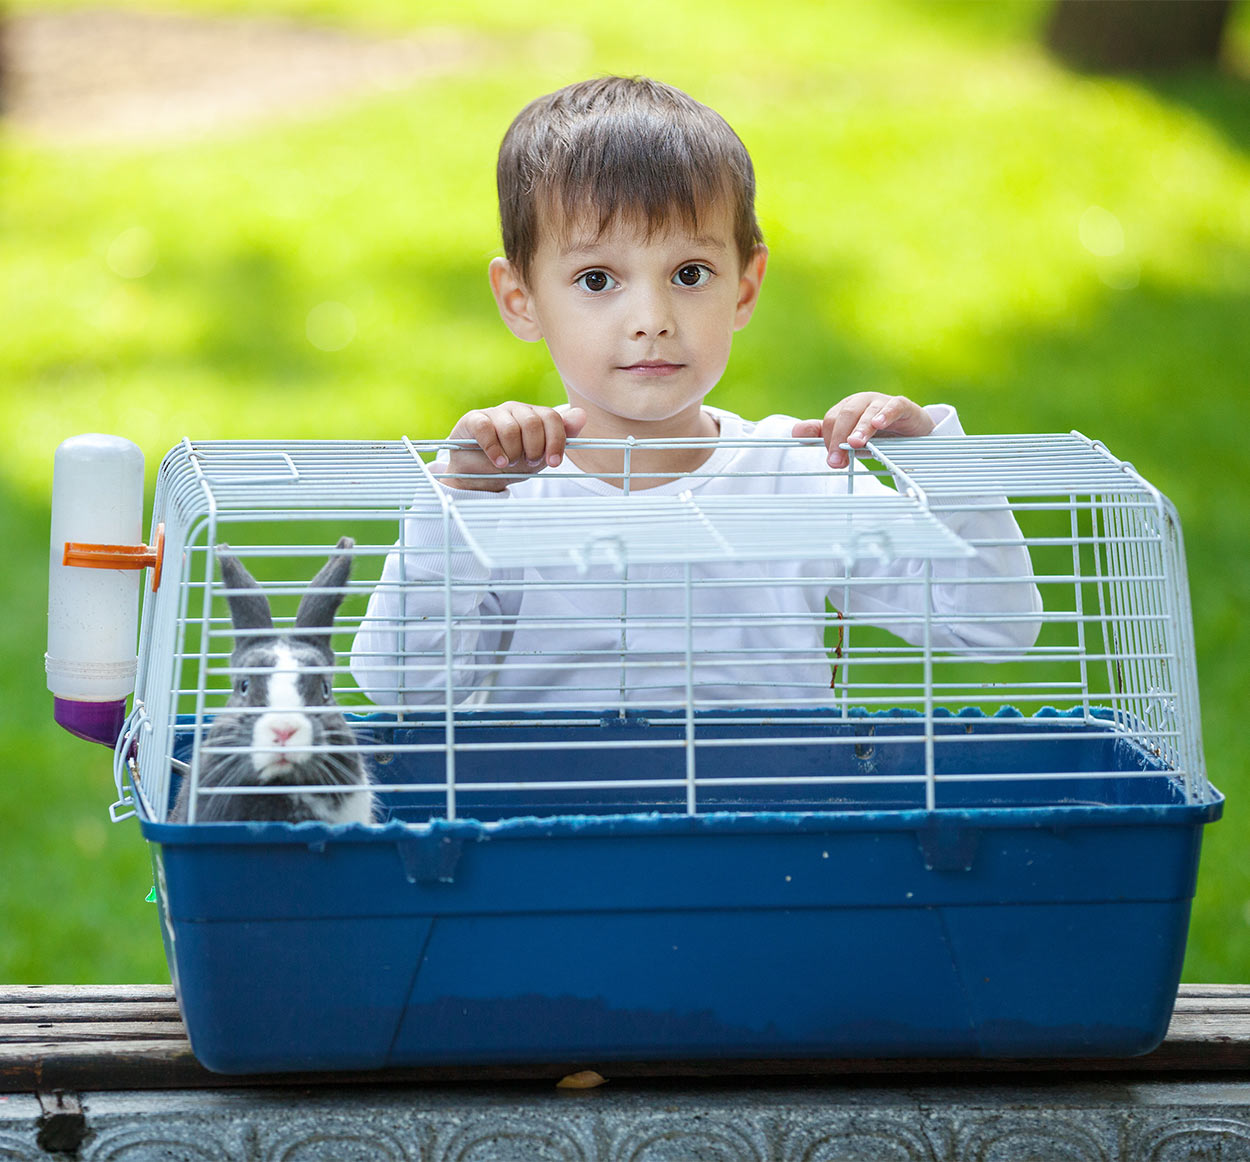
142,709,1221,1074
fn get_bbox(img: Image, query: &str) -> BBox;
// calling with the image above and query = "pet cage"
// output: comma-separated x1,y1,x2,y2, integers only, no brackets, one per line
95,430,1218,1073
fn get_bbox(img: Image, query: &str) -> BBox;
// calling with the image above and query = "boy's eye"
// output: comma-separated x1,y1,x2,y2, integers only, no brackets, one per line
673,264,712,288
576,270,617,293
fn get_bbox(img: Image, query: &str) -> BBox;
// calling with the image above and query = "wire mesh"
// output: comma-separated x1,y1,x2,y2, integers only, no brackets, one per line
117,432,1210,824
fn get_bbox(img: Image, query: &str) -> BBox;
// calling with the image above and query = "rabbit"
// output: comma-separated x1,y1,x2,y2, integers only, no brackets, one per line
171,537,376,825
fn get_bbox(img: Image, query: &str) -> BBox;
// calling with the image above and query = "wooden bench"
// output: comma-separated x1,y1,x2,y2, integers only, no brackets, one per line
4,982,1250,1091
5,983,1250,1159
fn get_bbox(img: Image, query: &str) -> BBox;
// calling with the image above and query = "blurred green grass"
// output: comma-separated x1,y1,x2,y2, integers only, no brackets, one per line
3,0,1249,983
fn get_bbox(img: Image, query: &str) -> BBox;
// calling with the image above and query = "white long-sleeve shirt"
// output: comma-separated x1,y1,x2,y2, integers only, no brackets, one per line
350,406,1043,710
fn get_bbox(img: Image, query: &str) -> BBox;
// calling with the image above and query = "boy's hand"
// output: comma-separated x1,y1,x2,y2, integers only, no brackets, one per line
438,404,588,491
793,393,935,469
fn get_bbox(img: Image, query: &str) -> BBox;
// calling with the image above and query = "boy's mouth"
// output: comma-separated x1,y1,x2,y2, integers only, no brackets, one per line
620,360,685,376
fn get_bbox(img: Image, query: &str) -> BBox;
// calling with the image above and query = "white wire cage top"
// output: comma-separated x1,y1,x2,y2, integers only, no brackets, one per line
159,435,982,570
150,431,1157,568
117,430,1211,824
163,431,1160,494
866,433,1161,497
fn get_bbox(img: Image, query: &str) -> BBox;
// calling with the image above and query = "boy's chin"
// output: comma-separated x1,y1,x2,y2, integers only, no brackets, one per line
566,392,716,431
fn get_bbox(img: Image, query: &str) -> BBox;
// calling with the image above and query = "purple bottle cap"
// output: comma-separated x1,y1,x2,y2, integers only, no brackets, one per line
54,697,127,747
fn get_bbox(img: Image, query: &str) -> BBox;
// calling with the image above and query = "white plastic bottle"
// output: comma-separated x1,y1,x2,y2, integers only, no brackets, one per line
47,434,145,745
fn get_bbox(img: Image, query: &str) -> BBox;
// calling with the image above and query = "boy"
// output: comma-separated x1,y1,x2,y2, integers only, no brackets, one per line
350,76,1041,708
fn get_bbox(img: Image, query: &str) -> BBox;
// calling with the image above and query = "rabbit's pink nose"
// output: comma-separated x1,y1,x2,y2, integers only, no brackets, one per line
271,724,298,745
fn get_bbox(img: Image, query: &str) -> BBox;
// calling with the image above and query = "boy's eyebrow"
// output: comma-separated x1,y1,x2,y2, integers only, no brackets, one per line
557,232,733,258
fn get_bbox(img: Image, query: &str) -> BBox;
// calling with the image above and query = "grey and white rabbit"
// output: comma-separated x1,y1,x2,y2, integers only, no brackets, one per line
171,537,375,824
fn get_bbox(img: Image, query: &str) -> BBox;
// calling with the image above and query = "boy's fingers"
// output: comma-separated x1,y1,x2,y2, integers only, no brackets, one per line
876,396,903,425
821,395,884,465
453,409,491,449
540,409,569,466
459,410,511,468
844,404,878,446
881,396,935,438
797,394,932,470
822,407,854,454
483,403,582,471
849,395,934,439
790,414,857,466
841,395,892,444
863,395,904,436
488,409,526,467
511,405,551,465
544,408,588,466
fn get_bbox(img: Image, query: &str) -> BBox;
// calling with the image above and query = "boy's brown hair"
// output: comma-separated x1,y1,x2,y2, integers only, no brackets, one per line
497,75,763,283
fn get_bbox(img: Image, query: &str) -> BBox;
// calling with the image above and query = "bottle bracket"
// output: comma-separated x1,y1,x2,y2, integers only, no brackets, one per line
62,523,165,591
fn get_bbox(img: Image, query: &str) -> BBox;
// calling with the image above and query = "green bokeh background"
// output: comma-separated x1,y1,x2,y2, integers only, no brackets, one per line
3,0,1249,983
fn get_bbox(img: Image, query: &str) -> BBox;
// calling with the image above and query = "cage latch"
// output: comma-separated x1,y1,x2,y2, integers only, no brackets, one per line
397,831,465,884
917,820,979,872
63,523,166,591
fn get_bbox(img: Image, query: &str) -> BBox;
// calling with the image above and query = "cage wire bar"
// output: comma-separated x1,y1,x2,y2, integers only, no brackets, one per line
115,432,1211,825
872,432,1204,803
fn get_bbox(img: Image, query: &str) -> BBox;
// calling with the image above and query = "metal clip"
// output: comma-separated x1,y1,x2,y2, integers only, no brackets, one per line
109,753,139,823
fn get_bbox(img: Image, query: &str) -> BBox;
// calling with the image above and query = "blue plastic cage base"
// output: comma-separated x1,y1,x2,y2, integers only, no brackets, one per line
142,707,1221,1074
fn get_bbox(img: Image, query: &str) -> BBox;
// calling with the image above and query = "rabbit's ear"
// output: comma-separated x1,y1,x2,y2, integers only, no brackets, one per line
217,547,274,634
294,537,354,647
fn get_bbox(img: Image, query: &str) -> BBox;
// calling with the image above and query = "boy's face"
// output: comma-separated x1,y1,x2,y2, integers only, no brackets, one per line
490,202,767,435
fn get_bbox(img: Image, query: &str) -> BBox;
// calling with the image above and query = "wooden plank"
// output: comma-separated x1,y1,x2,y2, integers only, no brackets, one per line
0,1039,205,1092
1170,989,1250,1009
0,1002,183,1024
2,1022,186,1044
1166,1008,1250,1030
1,1039,1244,1093
0,1038,1241,1093
0,985,174,1004
5,984,1250,1092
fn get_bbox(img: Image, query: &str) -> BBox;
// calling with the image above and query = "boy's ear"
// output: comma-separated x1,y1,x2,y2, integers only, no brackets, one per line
489,257,543,342
733,244,769,332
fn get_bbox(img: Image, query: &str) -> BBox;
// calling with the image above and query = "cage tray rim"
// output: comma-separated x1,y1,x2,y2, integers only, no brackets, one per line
138,790,1223,848
146,703,1218,841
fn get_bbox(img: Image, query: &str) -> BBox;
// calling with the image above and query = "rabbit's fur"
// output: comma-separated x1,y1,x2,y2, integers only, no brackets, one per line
170,537,375,824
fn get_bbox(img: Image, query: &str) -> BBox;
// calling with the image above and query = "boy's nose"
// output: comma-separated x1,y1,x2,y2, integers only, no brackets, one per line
630,286,674,339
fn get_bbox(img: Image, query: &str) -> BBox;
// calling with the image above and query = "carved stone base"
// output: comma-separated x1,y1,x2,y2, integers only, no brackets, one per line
5,1079,1250,1160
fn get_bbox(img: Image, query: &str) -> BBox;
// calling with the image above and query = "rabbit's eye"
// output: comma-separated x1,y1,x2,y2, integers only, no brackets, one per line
237,678,249,695
320,678,332,698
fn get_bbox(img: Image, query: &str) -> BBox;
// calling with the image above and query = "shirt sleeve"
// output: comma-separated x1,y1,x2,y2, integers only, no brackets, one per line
348,476,520,707
836,404,1044,655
